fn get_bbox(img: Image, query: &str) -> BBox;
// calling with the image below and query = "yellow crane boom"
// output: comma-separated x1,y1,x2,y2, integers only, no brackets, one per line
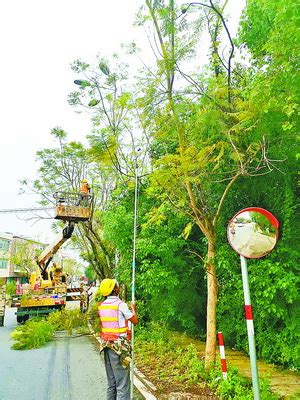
37,222,75,273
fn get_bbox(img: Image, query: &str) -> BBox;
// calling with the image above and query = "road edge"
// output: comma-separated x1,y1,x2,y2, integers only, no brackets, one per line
88,324,157,399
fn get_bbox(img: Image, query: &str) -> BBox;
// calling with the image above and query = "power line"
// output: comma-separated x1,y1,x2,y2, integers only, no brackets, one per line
0,207,54,214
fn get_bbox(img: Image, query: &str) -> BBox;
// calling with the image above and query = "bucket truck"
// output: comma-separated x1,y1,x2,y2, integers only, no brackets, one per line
14,191,92,323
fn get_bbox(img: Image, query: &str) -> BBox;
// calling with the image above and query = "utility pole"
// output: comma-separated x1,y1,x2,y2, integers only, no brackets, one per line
130,158,139,399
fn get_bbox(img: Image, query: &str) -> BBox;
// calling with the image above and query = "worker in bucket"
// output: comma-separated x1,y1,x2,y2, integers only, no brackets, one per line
78,179,90,206
98,278,138,400
80,179,90,195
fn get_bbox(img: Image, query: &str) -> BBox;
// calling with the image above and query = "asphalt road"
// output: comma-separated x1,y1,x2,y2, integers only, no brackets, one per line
0,307,107,400
229,222,276,257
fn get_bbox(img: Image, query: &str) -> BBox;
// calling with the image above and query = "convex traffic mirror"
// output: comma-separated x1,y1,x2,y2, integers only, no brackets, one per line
227,207,279,259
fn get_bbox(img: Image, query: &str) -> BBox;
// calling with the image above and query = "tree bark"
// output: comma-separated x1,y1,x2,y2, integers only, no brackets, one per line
205,236,217,369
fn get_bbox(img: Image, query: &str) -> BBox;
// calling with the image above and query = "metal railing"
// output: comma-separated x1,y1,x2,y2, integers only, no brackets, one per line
53,191,93,207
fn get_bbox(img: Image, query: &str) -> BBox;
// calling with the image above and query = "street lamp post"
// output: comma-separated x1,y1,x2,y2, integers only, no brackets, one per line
130,159,139,400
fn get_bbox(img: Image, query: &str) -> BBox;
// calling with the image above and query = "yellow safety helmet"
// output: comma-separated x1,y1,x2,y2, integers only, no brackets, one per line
99,278,117,297
81,179,88,183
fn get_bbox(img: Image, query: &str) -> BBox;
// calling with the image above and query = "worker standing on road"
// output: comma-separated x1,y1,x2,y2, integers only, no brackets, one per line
98,278,138,400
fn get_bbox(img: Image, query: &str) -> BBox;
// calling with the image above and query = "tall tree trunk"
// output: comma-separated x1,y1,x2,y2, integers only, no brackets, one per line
205,236,217,369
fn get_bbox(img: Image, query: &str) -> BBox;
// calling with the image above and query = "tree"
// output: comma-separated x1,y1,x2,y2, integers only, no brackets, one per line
67,55,153,281
136,0,283,367
24,0,298,371
61,258,84,286
22,128,116,280
69,56,150,179
10,240,43,277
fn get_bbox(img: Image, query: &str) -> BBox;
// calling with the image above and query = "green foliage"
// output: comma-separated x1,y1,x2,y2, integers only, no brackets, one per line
249,212,276,235
217,245,299,367
47,309,89,335
239,0,299,136
216,241,300,369
62,258,84,284
215,143,299,369
9,240,42,276
11,310,89,350
102,188,206,334
216,247,247,350
86,301,100,334
174,344,207,383
135,323,208,391
5,280,16,298
30,128,89,197
135,323,278,399
26,127,118,280
27,0,299,373
250,257,299,369
100,0,299,360
136,0,298,369
85,265,97,282
208,365,278,400
11,318,55,350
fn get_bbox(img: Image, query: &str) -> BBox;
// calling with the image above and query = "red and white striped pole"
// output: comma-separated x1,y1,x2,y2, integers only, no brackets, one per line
217,331,227,379
240,255,260,400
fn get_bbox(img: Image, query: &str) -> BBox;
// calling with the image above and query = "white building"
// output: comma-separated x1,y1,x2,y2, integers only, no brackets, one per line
0,232,45,281
0,232,13,279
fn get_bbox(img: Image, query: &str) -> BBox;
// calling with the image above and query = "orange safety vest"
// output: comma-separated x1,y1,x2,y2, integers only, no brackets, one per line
80,182,90,194
98,298,130,341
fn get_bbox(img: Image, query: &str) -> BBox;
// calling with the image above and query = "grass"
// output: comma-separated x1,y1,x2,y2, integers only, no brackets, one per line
134,322,280,399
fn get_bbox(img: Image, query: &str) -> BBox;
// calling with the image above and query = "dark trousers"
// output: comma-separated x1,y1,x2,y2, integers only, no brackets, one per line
103,348,130,400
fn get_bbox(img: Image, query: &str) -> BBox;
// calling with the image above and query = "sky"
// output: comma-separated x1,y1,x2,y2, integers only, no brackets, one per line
0,0,245,243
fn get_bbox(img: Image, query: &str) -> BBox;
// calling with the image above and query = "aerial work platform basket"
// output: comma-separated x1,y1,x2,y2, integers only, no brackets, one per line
54,191,92,222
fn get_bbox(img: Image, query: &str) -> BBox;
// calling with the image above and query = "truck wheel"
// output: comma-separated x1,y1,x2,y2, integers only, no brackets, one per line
17,315,24,323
